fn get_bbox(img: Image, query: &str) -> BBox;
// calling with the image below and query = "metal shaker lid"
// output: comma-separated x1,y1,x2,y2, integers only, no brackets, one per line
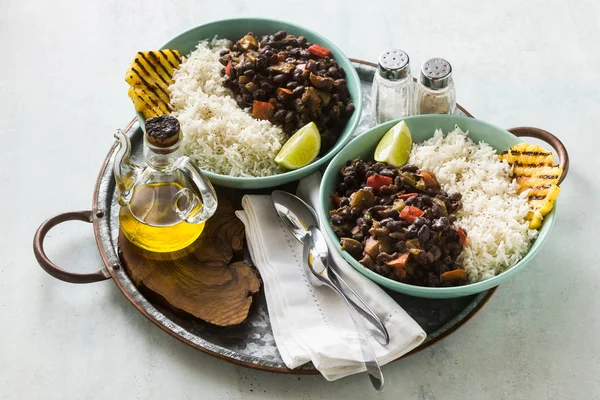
420,58,452,90
378,49,410,80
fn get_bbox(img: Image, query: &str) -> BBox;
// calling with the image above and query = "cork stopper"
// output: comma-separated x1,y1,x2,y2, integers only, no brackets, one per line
145,115,180,148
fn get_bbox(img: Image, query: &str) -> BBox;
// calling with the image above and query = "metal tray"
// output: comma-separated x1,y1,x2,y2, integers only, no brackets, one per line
34,60,495,373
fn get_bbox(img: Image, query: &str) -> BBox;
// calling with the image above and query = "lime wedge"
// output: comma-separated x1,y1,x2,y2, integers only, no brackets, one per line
374,120,413,167
275,122,321,170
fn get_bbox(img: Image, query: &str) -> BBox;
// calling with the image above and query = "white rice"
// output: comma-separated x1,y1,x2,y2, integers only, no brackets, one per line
409,126,538,282
169,39,286,177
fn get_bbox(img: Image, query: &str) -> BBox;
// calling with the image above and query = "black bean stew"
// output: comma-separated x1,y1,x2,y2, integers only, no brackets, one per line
329,159,469,287
219,31,355,154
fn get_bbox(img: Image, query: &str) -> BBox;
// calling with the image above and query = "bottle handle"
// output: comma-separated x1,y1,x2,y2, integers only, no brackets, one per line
113,129,141,206
172,157,218,224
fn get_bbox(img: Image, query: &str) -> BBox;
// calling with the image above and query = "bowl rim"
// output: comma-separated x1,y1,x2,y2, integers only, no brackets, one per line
318,114,557,295
157,17,363,184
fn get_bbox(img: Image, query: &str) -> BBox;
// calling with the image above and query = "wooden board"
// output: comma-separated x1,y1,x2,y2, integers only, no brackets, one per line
118,197,261,327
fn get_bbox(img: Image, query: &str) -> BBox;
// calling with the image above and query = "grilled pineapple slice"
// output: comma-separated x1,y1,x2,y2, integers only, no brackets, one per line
499,142,555,166
125,50,183,119
499,142,563,229
529,184,561,215
513,165,562,186
526,184,561,229
514,175,559,191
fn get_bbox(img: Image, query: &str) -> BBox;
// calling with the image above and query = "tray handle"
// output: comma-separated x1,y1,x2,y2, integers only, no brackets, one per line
508,127,569,184
33,210,111,284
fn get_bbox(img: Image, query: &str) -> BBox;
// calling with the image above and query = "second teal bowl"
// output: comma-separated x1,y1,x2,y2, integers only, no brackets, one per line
318,115,561,298
137,18,362,189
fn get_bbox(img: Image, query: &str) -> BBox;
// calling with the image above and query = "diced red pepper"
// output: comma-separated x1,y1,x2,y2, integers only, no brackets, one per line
398,193,418,200
225,60,232,77
308,44,332,57
387,253,409,278
387,253,409,269
456,227,467,246
252,101,275,120
400,206,424,224
366,174,393,193
277,87,293,95
440,269,467,283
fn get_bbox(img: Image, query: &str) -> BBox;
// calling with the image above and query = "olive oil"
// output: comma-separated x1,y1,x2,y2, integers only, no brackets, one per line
119,182,205,252
113,115,217,253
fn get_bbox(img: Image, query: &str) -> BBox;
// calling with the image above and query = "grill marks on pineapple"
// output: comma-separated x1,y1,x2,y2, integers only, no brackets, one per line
529,195,547,200
133,58,170,104
512,165,563,184
141,87,169,114
125,49,182,119
515,176,559,194
499,143,562,189
159,49,181,70
503,150,552,157
148,51,176,79
499,150,552,157
513,162,554,167
138,52,171,88
499,142,563,229
499,143,555,168
128,86,169,116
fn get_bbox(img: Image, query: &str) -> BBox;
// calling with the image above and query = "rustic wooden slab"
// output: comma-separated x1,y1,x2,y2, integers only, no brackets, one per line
118,197,261,327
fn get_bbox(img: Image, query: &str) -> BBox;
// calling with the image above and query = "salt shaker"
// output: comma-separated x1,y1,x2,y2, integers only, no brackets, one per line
371,49,414,125
415,58,456,115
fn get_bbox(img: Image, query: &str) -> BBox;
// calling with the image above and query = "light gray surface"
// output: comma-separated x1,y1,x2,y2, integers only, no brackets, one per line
1,0,598,399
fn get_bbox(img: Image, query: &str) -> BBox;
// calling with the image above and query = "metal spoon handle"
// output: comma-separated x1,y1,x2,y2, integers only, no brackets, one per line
327,278,385,391
327,260,390,346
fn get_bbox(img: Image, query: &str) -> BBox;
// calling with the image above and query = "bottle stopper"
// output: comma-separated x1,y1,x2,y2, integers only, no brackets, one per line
145,115,181,148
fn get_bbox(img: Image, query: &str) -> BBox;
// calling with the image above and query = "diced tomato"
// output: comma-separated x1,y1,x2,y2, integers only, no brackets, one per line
252,101,275,120
366,174,393,192
400,206,424,223
398,193,418,200
225,60,232,77
308,44,332,57
456,227,467,246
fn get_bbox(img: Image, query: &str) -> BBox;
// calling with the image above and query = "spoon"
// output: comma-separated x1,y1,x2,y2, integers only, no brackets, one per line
304,226,384,391
271,190,390,346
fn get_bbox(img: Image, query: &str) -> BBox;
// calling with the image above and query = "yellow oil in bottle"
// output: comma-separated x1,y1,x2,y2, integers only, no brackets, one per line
119,182,205,252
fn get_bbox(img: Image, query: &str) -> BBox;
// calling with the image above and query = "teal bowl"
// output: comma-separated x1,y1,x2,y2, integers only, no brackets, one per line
136,18,362,189
319,115,563,298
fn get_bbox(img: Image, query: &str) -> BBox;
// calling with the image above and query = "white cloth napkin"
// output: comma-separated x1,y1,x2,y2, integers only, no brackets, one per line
235,172,426,381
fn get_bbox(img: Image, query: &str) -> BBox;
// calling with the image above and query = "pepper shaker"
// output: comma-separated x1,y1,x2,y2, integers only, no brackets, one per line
415,58,456,115
371,49,414,125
